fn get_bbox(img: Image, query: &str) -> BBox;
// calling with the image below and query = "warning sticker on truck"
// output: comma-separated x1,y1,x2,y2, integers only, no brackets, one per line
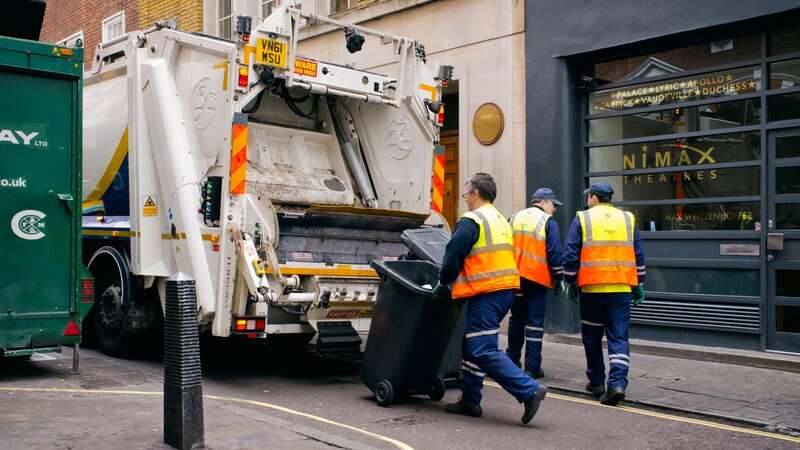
142,195,158,217
294,58,318,77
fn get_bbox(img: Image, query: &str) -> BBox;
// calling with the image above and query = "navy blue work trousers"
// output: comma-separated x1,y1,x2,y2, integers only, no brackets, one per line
580,292,632,389
460,289,538,406
506,279,548,372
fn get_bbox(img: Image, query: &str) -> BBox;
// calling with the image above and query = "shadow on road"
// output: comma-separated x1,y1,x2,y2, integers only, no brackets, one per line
0,357,62,382
199,335,363,383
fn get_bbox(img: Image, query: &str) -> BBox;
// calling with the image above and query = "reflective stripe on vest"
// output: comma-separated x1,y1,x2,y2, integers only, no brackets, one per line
452,204,520,299
577,204,638,288
511,207,553,287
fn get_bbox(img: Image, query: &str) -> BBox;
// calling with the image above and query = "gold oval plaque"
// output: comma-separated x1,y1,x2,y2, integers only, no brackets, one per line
472,102,504,145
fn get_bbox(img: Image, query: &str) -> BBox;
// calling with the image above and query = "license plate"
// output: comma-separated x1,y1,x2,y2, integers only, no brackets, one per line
255,37,288,68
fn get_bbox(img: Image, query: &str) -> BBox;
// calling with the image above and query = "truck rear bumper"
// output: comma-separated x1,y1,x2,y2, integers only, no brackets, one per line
2,346,61,357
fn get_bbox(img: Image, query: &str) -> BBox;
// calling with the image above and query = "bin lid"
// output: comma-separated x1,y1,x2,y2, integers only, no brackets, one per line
401,227,451,267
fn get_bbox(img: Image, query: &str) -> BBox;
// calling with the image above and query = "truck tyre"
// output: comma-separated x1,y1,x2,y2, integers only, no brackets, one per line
87,246,135,357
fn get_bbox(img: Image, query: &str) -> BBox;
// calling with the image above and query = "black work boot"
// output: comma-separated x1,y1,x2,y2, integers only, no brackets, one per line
445,399,483,417
526,369,546,379
600,385,625,406
522,385,548,424
585,382,605,398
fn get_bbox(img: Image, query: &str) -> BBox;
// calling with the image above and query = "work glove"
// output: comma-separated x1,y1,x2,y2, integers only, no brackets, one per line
431,282,451,301
631,284,645,306
553,280,564,296
566,283,580,304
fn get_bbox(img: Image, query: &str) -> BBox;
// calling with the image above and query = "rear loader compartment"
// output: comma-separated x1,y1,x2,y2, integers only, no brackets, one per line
78,5,444,355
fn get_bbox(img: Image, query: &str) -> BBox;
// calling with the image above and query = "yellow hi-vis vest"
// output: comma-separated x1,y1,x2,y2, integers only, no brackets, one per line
511,207,553,288
577,204,637,293
451,204,520,299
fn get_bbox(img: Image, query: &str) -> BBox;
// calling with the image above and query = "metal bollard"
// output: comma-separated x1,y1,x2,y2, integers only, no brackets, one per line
163,276,205,450
71,342,80,375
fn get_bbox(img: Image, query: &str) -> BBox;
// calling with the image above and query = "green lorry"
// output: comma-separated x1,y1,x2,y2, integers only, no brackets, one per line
0,36,93,360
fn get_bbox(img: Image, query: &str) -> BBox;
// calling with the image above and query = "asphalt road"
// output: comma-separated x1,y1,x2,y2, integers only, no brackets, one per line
0,341,797,450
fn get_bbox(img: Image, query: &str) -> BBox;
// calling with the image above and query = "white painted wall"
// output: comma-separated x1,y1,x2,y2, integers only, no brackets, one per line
296,0,526,217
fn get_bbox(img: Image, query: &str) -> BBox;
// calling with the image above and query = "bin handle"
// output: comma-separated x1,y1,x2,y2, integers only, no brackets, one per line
370,259,439,296
49,190,74,214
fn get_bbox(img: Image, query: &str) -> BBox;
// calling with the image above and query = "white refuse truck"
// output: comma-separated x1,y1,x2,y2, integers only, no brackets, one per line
80,4,450,355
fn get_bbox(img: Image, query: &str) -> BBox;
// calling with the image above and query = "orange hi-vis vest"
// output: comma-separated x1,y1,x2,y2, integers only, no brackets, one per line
577,204,638,289
511,207,554,288
451,204,520,299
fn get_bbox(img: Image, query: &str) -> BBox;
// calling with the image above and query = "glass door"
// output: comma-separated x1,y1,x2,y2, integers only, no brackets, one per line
767,129,800,353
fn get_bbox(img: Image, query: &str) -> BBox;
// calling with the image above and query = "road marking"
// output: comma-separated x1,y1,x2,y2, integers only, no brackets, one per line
207,395,413,450
30,353,57,361
485,381,800,444
0,387,414,450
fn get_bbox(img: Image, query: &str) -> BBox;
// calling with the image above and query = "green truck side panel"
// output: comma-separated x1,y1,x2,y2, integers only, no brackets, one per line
0,36,90,355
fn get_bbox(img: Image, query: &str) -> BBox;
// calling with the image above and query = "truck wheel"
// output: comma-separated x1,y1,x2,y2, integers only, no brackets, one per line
428,376,446,401
375,379,394,407
88,246,134,356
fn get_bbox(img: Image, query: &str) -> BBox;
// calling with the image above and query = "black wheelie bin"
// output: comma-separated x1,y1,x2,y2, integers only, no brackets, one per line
362,259,463,406
400,228,466,386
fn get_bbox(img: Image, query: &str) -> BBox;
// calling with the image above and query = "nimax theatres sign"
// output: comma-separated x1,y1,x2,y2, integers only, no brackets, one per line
623,143,717,185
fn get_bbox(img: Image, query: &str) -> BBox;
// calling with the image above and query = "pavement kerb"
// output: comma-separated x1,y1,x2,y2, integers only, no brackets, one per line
0,386,415,450
547,333,800,373
541,381,800,436
483,381,800,444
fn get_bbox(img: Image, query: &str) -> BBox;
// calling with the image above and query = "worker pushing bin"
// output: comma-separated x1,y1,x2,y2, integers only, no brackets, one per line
361,259,464,406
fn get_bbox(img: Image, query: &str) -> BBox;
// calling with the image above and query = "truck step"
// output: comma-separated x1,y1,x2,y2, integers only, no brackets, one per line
316,321,362,354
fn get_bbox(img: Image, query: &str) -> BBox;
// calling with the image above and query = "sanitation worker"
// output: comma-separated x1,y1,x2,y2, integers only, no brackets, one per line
506,188,564,379
433,172,548,423
562,181,646,406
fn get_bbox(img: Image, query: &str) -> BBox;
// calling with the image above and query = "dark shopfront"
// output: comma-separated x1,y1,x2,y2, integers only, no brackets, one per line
526,1,800,353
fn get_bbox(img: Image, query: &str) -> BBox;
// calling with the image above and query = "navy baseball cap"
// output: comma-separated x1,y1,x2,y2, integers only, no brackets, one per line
583,181,614,198
532,187,563,206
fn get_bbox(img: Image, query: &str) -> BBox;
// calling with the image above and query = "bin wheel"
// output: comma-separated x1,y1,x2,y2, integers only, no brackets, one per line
428,377,446,401
375,380,394,407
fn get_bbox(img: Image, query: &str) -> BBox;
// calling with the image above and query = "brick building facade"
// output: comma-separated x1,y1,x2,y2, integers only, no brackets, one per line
40,0,139,64
40,0,203,64
138,0,203,35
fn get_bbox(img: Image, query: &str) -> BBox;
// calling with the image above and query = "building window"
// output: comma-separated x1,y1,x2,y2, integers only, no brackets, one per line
590,66,761,114
261,0,275,21
770,25,800,56
57,31,84,48
583,33,773,232
647,267,760,296
218,0,232,39
331,0,377,14
588,100,761,143
593,33,761,85
101,11,125,43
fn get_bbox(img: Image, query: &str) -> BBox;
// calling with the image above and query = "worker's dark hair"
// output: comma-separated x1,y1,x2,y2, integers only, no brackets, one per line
592,193,612,203
468,172,497,202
